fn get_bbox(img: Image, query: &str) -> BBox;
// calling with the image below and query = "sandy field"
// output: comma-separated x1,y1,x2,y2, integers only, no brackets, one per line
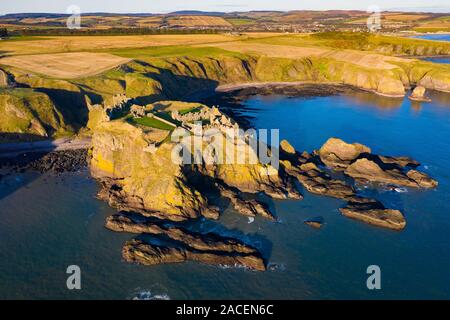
0,52,131,79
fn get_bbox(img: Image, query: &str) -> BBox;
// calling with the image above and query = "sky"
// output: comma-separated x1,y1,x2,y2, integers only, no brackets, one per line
0,0,449,15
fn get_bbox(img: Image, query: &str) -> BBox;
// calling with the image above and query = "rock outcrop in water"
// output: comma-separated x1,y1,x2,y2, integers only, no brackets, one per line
339,199,406,230
89,102,303,269
277,138,436,230
318,137,371,170
409,86,431,102
123,239,266,271
107,213,266,271
316,138,437,189
89,101,438,269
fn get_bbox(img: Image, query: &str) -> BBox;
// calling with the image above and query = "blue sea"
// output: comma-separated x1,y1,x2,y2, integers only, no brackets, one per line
1,90,450,299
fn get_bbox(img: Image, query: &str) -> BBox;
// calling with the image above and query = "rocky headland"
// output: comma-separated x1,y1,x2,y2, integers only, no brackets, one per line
86,98,437,270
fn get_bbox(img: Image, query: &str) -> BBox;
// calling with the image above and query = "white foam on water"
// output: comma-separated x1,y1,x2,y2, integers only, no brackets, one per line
394,187,408,193
247,217,255,224
129,285,170,300
131,290,170,300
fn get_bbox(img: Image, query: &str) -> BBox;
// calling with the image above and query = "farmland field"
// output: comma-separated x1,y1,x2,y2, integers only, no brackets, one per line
1,32,449,80
167,15,232,27
0,52,130,79
0,34,244,56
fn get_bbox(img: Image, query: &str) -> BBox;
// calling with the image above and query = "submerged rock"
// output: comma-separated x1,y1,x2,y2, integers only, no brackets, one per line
304,217,324,229
339,199,406,230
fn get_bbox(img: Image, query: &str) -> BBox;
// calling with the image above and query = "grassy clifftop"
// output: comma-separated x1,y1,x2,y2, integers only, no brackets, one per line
1,32,450,141
309,32,450,55
0,88,74,140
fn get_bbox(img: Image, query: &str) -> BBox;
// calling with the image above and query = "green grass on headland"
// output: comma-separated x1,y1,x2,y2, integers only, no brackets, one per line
154,112,181,126
179,107,202,115
109,45,244,59
128,116,175,131
249,31,450,56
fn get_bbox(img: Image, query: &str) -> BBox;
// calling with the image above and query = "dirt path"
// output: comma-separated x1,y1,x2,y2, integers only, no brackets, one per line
0,137,91,158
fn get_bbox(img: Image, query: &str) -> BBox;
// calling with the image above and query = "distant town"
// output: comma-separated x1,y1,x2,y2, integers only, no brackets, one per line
0,10,449,35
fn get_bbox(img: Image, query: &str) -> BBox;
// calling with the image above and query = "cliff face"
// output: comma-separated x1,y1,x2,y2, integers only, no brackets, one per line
2,48,450,140
0,70,89,140
90,104,299,222
91,120,213,221
0,88,73,139
0,68,12,88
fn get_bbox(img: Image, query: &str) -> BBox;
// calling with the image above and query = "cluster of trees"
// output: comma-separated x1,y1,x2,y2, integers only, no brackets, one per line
12,27,220,36
0,28,8,38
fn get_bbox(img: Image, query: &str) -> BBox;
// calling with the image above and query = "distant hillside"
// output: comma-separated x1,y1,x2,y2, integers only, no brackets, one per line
1,10,449,33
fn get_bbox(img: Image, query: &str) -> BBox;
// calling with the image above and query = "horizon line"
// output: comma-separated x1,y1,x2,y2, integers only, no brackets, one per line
1,7,450,16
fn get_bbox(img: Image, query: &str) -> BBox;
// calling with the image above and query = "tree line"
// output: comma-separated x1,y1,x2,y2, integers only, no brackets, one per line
0,28,8,38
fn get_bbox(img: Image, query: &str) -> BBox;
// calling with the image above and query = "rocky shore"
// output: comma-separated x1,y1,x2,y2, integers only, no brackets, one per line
0,88,438,271
87,97,437,270
0,149,88,173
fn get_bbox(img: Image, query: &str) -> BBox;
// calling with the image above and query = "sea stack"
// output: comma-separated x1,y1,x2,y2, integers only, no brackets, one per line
409,86,431,102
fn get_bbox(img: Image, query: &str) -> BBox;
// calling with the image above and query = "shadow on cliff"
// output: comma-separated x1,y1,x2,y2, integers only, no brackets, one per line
128,62,221,105
35,88,90,132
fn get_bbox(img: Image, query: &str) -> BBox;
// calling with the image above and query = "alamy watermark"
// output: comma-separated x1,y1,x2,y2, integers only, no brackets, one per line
66,265,81,290
366,265,381,290
66,5,81,29
170,123,280,172
367,5,381,32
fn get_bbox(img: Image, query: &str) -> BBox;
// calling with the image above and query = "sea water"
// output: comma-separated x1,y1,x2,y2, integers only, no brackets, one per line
1,90,450,299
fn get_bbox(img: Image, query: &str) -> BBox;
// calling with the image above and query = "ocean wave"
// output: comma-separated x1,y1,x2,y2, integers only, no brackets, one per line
129,288,170,300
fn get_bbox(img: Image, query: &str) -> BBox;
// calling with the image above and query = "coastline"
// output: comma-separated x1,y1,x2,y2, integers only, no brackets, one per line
0,137,91,159
215,81,407,98
215,81,344,93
